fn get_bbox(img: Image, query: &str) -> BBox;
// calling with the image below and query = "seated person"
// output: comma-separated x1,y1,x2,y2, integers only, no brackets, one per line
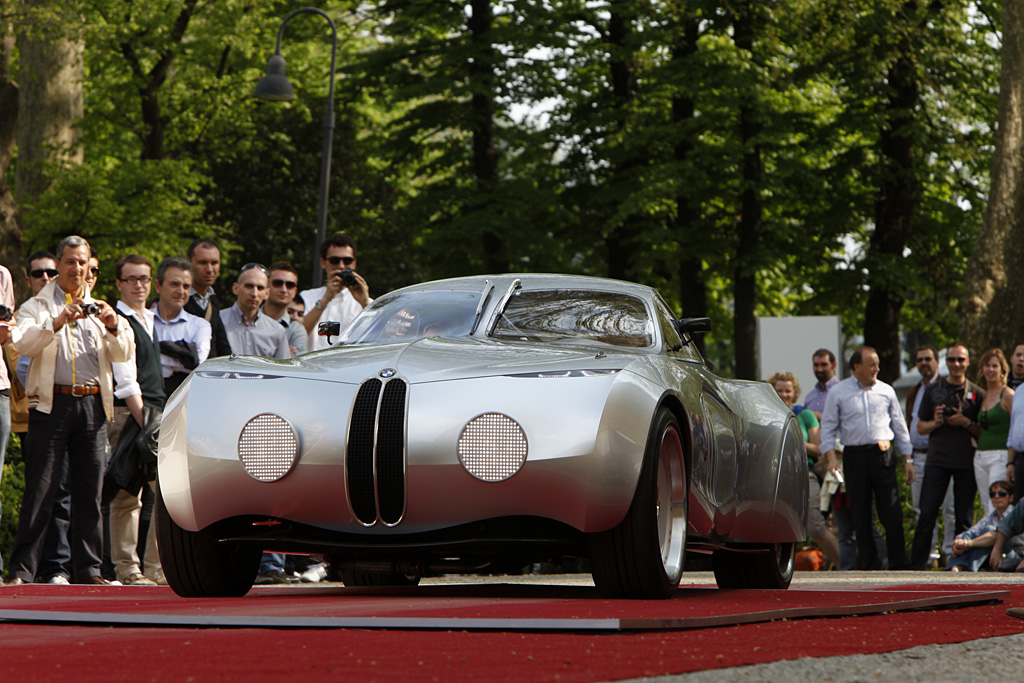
948,480,1014,572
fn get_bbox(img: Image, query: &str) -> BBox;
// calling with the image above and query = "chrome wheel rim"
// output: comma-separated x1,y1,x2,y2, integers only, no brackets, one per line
656,424,686,583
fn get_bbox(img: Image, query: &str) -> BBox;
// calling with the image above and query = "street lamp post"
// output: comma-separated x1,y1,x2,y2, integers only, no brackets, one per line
253,7,338,287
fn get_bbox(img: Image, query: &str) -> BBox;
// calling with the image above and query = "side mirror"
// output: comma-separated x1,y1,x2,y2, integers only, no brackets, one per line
676,317,711,335
318,320,341,345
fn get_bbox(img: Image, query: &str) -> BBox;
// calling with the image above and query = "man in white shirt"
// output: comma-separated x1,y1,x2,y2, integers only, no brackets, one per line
151,257,211,397
109,255,165,586
821,345,913,570
299,233,371,352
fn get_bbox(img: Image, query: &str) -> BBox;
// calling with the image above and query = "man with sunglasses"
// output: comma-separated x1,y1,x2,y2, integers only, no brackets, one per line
299,233,371,352
184,238,232,358
263,262,306,356
905,345,955,566
909,342,984,570
988,482,1024,573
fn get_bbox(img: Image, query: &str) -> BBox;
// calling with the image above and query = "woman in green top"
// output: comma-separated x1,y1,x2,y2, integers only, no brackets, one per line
769,371,839,568
976,348,1015,516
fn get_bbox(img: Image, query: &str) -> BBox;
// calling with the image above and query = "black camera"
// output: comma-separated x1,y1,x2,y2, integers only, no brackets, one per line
0,304,12,322
339,267,357,288
81,302,99,316
942,405,957,417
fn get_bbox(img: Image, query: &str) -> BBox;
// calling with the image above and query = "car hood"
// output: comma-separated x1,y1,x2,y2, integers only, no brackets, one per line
197,336,640,385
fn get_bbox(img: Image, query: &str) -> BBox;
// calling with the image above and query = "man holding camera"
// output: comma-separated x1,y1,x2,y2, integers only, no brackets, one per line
299,233,371,352
909,342,984,570
4,236,134,585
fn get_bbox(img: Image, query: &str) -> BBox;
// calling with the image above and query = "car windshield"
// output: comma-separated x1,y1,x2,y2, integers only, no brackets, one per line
338,290,480,344
490,289,653,348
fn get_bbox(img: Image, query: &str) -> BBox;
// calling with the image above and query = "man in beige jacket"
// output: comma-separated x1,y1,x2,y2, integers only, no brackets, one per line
3,236,134,586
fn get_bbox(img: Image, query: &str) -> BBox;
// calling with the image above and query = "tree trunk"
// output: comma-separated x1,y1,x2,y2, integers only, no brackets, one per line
0,28,24,299
671,7,707,357
604,1,639,282
732,6,762,381
959,1,1024,354
863,45,918,384
14,1,84,236
467,0,506,273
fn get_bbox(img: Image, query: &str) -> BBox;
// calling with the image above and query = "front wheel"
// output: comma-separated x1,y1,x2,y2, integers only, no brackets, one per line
712,541,795,589
156,485,261,597
590,407,687,599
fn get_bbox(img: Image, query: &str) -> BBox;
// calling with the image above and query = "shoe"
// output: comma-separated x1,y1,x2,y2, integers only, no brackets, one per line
123,573,158,586
3,577,26,586
46,575,70,585
1008,608,1024,619
300,562,329,583
254,569,294,585
84,576,117,586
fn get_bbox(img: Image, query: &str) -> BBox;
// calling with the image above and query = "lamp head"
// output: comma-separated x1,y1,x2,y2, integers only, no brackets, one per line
253,54,295,101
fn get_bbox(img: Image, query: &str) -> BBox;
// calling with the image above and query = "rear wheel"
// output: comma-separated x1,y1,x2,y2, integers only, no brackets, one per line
712,541,795,589
156,485,261,597
590,408,687,599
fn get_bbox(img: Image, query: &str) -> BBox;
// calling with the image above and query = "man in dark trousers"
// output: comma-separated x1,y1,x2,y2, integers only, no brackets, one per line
820,346,913,570
184,238,231,357
909,342,984,569
4,235,134,585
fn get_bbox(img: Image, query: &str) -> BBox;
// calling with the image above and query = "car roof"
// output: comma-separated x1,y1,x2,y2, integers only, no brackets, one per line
388,273,657,300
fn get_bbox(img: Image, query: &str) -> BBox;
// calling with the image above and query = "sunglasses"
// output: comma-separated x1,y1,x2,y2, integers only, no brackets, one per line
947,357,967,363
915,356,933,363
240,262,269,277
271,278,297,290
326,256,355,266
89,267,100,275
30,268,58,279
990,490,1010,498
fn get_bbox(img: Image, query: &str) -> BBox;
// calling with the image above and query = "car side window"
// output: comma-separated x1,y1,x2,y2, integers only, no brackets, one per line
655,299,702,362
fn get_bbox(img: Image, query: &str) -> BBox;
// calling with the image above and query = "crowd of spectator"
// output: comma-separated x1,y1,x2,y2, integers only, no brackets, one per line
0,232,369,585
770,342,1024,572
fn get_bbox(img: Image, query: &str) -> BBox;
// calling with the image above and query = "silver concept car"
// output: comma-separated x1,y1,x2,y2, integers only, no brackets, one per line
157,274,808,598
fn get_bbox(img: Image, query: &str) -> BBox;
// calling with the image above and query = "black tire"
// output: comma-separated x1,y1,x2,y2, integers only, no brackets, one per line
155,484,261,597
590,408,688,599
340,570,421,587
712,541,796,589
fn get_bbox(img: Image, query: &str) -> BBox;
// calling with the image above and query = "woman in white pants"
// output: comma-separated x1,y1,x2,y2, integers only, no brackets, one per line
976,348,1015,516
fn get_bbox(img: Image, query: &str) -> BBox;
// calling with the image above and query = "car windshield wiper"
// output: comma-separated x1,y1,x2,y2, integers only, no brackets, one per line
486,278,522,336
469,279,494,335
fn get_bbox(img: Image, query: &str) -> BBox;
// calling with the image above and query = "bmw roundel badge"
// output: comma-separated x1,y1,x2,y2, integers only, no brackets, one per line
379,368,396,378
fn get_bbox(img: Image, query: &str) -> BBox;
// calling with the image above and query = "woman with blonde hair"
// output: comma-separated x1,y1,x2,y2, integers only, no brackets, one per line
976,348,1015,516
768,371,840,568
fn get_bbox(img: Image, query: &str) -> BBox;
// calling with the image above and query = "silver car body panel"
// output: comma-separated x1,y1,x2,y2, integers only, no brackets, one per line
159,274,807,552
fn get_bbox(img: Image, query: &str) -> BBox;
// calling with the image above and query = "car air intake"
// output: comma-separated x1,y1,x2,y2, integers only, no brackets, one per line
347,377,408,526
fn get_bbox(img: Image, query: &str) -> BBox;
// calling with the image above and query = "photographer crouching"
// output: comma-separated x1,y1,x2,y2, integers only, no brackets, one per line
299,233,371,351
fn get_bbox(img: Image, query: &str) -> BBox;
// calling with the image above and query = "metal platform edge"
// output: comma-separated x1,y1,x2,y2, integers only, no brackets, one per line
0,589,1007,632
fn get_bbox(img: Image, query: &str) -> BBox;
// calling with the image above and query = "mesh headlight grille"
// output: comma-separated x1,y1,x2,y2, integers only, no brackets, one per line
458,413,528,482
238,413,299,482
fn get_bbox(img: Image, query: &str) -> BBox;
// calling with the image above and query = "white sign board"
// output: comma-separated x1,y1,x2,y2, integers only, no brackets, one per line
757,316,843,405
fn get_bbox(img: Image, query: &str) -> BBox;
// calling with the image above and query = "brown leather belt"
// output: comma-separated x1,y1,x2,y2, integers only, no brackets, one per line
54,384,100,397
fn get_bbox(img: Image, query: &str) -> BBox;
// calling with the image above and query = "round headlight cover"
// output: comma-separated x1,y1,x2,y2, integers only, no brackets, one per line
458,413,528,482
238,413,299,482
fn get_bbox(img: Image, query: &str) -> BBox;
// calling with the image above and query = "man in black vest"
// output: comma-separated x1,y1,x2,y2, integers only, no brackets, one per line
108,254,167,585
184,238,232,357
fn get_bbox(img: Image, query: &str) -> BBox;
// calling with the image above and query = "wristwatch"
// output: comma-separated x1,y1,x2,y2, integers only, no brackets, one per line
314,299,326,311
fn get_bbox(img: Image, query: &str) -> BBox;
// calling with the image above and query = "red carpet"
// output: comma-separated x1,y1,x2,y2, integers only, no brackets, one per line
2,582,1023,681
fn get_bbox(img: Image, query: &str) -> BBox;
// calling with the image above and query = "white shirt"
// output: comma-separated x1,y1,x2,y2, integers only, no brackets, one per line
819,376,912,456
299,286,368,352
152,304,212,377
112,301,156,399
